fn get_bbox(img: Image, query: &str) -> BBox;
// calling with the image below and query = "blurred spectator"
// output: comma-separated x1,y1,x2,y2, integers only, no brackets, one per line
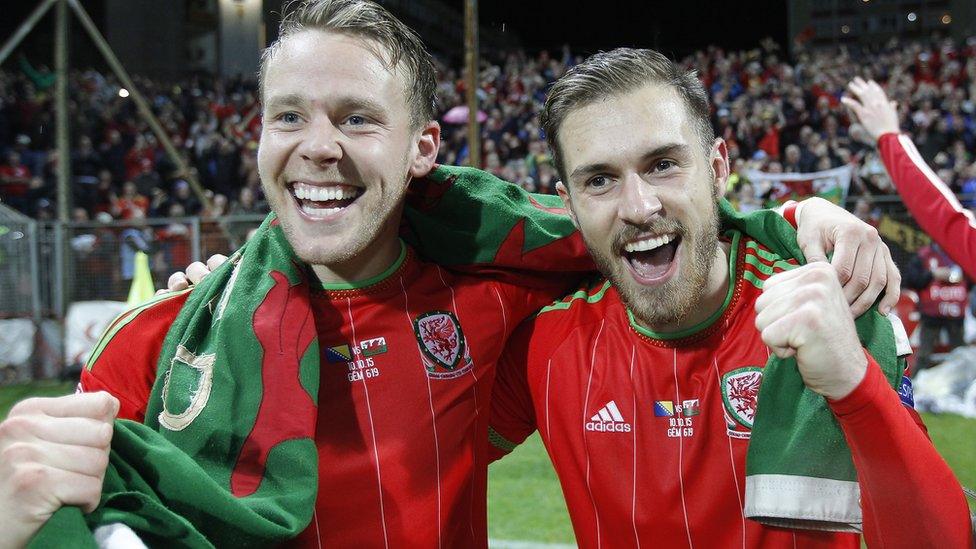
229,187,266,215
736,182,762,213
903,242,969,374
852,196,881,227
156,203,192,277
119,210,151,283
100,129,127,183
167,180,202,216
0,151,31,211
204,193,228,218
112,181,149,220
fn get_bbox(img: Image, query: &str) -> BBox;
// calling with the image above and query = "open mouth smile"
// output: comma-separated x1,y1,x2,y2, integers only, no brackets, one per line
621,232,682,285
289,181,364,220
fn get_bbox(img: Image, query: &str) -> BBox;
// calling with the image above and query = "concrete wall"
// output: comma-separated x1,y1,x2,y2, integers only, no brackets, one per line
218,0,263,79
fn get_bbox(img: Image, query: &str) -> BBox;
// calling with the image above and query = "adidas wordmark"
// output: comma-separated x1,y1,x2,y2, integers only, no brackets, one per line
585,400,632,432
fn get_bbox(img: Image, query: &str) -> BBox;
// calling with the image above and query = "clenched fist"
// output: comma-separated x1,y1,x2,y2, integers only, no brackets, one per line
0,392,118,548
754,263,868,401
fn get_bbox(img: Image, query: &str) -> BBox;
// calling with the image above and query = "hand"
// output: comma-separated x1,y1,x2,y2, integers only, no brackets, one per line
155,254,228,295
0,392,118,548
841,77,900,142
755,263,868,401
794,197,900,316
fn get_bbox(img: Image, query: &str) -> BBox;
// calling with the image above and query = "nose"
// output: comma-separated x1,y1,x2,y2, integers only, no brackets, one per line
617,173,663,225
298,116,343,166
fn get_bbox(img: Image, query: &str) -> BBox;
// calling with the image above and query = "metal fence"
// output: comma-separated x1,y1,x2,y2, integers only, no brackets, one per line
32,214,266,314
0,213,265,382
0,204,40,321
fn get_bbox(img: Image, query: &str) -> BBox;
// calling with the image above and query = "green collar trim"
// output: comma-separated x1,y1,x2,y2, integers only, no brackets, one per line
319,240,407,291
627,231,740,341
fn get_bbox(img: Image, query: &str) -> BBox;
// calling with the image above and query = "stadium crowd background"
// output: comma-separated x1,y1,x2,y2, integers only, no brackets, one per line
3,34,976,247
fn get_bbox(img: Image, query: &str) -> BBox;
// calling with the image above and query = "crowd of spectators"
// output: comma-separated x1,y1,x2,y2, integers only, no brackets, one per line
3,33,976,226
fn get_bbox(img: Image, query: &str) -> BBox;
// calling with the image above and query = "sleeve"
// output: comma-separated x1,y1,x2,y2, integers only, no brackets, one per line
828,354,973,548
488,319,541,463
878,132,976,280
78,292,189,422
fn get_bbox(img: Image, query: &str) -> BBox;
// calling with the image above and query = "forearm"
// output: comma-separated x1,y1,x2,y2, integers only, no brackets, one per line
878,132,976,279
829,357,972,547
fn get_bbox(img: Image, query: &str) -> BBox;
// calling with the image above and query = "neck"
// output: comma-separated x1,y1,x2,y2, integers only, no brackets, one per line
634,240,732,334
310,226,403,286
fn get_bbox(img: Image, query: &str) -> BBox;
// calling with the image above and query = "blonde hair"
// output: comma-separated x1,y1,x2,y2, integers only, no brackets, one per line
259,0,436,127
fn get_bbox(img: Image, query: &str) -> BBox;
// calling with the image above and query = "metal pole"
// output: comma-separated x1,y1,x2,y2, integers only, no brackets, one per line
53,223,65,318
191,217,201,263
54,0,71,375
66,0,213,214
28,221,42,326
463,0,480,168
0,0,58,67
55,0,71,223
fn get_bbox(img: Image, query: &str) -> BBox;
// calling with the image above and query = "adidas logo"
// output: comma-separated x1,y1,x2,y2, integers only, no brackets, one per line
585,400,632,433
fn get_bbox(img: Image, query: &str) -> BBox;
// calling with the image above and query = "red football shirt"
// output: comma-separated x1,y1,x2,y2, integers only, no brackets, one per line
489,232,972,548
81,242,566,548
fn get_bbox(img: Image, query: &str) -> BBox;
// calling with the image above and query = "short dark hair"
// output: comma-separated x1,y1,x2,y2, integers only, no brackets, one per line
542,48,714,181
259,0,436,128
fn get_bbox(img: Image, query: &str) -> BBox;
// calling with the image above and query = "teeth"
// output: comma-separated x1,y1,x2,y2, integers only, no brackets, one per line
300,202,345,218
292,182,359,202
624,233,676,253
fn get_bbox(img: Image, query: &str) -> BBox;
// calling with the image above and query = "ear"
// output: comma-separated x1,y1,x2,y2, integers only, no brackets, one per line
709,138,730,196
410,121,441,178
555,181,579,229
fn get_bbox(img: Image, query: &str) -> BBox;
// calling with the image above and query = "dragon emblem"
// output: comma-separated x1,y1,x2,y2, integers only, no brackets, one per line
414,311,467,374
722,367,764,429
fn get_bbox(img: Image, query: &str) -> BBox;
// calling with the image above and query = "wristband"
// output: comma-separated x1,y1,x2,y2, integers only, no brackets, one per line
782,200,799,229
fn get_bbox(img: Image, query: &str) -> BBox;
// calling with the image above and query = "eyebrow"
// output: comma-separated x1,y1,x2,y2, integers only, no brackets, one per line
334,96,388,117
263,93,307,110
264,93,388,115
569,142,692,183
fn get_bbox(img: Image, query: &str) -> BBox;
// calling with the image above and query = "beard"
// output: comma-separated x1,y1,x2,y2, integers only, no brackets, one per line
584,194,721,331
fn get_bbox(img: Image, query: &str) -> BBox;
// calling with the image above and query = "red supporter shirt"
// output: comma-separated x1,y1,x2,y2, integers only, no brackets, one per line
489,232,972,548
0,164,31,197
81,243,566,548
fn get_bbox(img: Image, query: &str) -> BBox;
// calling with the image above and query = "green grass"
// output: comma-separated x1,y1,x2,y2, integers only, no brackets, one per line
921,412,976,510
488,433,574,543
1,384,972,542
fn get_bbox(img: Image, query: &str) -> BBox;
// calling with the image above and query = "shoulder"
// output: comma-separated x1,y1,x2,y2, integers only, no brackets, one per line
85,290,189,374
506,276,619,360
739,234,801,290
81,290,190,421
535,276,617,322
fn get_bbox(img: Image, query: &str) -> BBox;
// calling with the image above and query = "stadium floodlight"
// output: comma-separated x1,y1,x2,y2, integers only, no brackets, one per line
118,88,129,98
907,12,917,22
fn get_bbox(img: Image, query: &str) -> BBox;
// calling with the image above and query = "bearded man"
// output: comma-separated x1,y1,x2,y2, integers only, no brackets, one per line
488,48,972,548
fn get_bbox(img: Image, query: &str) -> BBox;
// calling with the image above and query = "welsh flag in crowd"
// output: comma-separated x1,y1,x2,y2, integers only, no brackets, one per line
746,165,853,207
